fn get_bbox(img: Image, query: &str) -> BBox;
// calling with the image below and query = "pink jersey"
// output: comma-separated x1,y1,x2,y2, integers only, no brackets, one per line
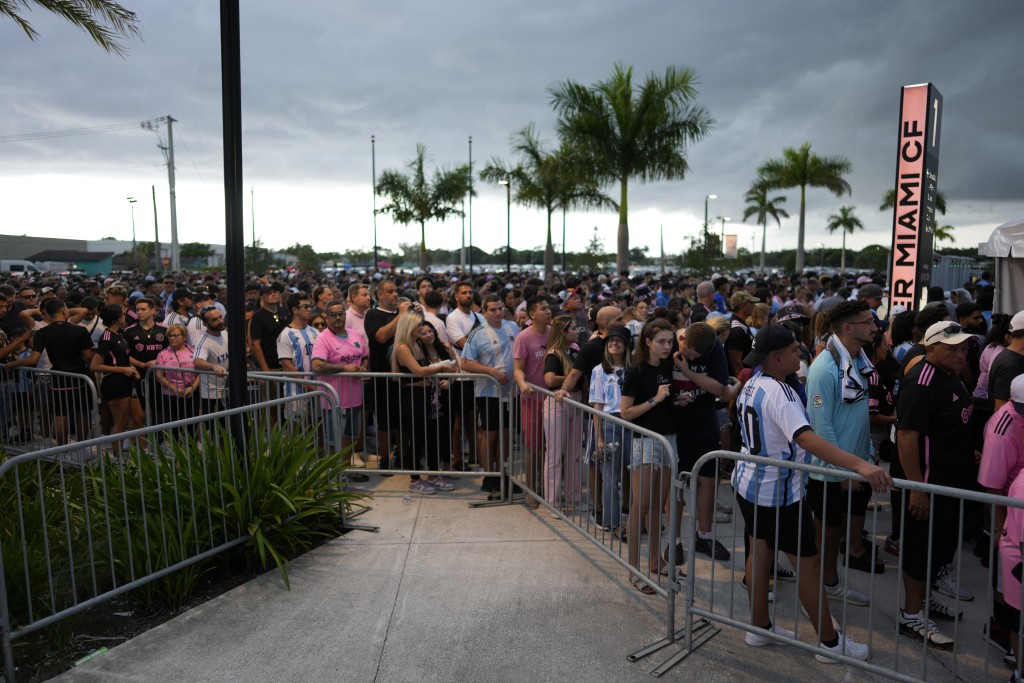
513,325,549,389
311,328,367,409
978,405,1024,494
1001,470,1024,610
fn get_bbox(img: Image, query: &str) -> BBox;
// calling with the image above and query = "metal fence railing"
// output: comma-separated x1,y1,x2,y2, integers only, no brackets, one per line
506,382,686,671
676,449,1024,682
0,390,352,683
0,368,101,457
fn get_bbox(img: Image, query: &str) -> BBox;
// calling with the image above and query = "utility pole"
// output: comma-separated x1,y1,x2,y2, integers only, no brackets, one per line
467,135,473,273
372,135,378,271
151,185,160,273
145,115,181,272
166,115,179,272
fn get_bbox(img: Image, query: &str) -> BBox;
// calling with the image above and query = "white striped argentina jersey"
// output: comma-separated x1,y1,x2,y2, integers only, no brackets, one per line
731,371,814,506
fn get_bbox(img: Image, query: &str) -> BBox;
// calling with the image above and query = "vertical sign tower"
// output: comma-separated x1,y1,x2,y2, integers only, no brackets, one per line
888,83,942,313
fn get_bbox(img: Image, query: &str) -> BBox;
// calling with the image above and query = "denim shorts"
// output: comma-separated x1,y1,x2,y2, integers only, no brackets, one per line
629,435,676,469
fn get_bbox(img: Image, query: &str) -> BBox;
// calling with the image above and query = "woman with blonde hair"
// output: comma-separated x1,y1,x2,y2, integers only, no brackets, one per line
392,311,458,494
155,322,200,425
542,315,582,513
746,302,770,336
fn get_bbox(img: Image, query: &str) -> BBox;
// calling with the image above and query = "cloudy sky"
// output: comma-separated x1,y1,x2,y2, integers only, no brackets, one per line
2,0,1023,264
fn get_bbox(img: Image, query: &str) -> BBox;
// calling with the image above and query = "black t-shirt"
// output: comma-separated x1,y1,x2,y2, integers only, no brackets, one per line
32,321,93,384
897,359,975,486
726,319,753,360
623,358,677,435
671,339,728,432
899,343,926,378
365,307,398,373
690,302,710,324
97,329,132,369
988,348,1024,402
1,300,27,336
123,323,169,365
571,336,605,397
248,307,285,369
543,346,579,389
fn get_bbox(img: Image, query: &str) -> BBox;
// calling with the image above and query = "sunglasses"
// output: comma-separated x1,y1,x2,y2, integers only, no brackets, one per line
925,322,963,343
325,311,345,318
312,322,327,329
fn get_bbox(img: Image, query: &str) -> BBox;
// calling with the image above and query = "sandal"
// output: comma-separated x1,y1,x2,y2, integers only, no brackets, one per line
630,575,656,595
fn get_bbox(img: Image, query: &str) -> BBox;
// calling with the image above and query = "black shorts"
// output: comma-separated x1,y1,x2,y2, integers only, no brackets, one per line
451,380,476,417
804,478,872,527
900,493,960,582
100,373,135,402
736,494,818,558
367,378,399,430
476,397,507,432
49,384,93,417
676,428,720,478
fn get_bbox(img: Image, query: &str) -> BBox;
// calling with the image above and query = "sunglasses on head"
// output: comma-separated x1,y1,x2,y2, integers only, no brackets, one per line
925,322,963,343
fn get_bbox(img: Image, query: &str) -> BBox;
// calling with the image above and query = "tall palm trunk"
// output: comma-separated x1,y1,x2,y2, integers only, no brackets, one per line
795,184,807,273
419,220,428,271
840,229,847,273
617,179,629,275
760,218,768,276
544,209,554,279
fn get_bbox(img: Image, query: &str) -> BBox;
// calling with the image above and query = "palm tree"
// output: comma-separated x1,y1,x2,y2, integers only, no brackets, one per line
879,188,948,215
741,181,788,276
3,0,140,55
375,144,473,271
825,205,864,273
934,224,955,245
757,142,852,273
549,63,714,274
479,124,614,278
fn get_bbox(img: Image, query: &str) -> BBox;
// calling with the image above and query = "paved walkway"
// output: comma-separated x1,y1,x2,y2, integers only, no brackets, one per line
56,475,1008,682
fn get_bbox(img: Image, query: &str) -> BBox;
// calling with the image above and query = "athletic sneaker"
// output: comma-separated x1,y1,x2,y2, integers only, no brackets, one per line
409,479,437,495
772,565,797,582
815,633,869,663
714,510,732,523
426,477,454,491
899,610,954,649
933,564,974,601
926,597,962,620
745,623,796,647
717,500,732,512
695,536,731,561
823,578,869,606
884,535,900,556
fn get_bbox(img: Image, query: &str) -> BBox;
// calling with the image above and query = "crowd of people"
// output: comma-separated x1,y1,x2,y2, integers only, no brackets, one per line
0,264,1021,673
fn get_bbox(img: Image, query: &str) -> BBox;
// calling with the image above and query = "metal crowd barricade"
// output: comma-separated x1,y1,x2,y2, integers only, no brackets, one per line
675,449,1024,682
507,382,688,672
242,370,511,499
0,390,348,683
0,368,101,456
141,365,263,429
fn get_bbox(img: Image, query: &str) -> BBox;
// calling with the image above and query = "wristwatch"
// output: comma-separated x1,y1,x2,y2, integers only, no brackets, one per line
648,398,657,407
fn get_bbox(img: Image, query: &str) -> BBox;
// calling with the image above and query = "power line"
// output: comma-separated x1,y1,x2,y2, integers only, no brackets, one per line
0,117,166,144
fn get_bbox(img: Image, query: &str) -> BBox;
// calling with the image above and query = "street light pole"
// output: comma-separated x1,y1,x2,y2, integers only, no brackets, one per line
719,216,731,256
127,197,137,267
372,135,378,271
703,193,717,263
468,135,473,273
250,185,256,247
499,177,511,273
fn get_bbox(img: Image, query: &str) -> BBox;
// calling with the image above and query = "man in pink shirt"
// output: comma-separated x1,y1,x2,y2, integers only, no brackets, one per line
345,283,371,340
1001,462,1024,683
981,374,1024,665
513,295,551,508
312,299,368,463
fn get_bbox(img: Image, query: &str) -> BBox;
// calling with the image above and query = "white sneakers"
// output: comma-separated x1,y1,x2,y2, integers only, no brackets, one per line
816,633,870,663
745,623,796,647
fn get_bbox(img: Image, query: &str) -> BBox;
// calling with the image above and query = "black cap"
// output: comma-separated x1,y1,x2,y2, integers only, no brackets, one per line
193,288,213,302
172,287,194,303
260,282,285,295
604,325,632,348
744,324,796,367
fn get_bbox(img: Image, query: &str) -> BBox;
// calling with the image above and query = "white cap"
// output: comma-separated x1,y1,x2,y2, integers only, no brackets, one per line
1010,310,1024,333
923,321,973,347
1011,374,1024,415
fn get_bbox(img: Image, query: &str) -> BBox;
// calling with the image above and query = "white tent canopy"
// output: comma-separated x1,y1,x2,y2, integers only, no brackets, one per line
979,216,1024,314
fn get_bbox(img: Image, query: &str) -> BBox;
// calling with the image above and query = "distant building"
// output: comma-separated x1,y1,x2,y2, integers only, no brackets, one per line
26,250,114,276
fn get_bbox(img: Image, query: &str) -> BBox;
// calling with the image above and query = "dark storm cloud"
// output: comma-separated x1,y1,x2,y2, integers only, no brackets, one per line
2,0,1022,238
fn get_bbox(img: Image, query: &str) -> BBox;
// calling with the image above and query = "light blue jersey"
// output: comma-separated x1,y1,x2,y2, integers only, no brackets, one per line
806,342,873,482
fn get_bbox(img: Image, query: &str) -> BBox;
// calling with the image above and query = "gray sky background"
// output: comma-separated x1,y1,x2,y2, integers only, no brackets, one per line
2,0,1023,264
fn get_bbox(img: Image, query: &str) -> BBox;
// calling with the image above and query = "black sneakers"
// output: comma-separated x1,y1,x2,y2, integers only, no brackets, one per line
695,536,731,561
